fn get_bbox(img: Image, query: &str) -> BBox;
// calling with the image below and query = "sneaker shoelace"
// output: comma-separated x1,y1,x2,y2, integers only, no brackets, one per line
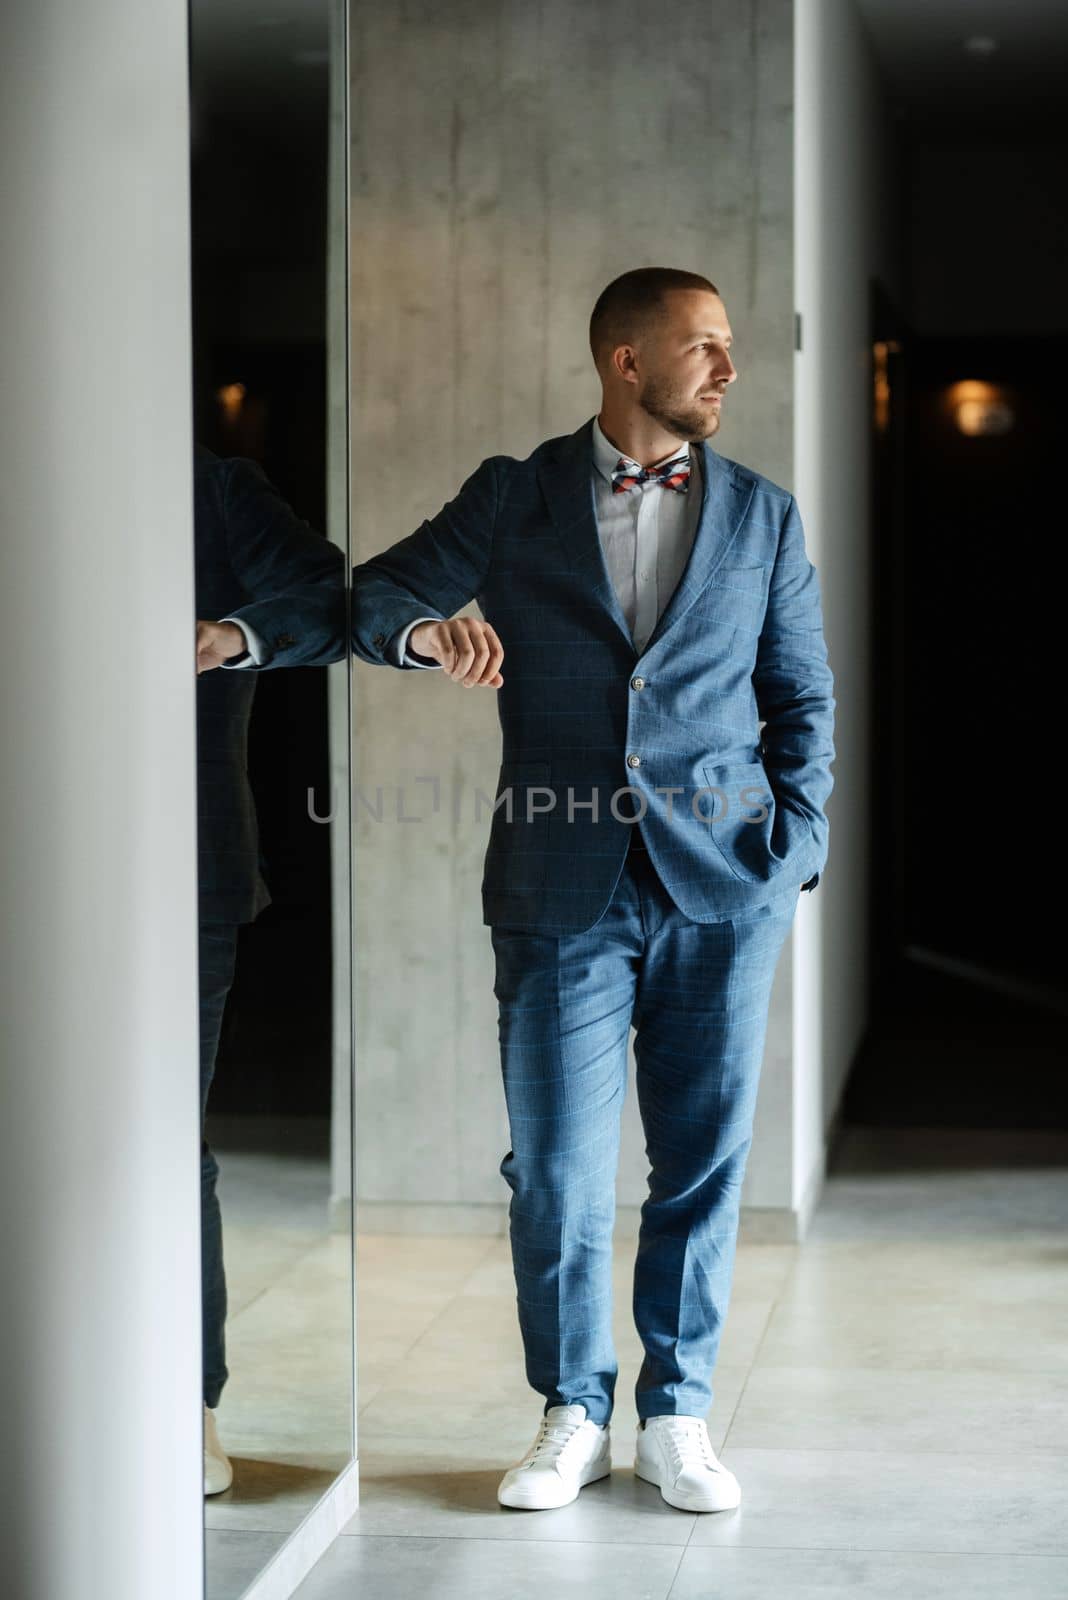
524,1414,587,1466
656,1417,718,1477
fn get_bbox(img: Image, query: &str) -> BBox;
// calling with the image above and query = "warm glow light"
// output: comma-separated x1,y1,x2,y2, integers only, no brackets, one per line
945,379,1014,437
217,382,246,422
871,339,900,433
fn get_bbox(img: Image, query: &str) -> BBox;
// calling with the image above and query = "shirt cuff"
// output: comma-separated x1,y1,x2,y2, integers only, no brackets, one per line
218,615,267,668
393,616,444,668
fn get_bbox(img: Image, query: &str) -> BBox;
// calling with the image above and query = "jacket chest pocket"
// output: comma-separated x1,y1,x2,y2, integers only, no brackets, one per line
691,563,768,651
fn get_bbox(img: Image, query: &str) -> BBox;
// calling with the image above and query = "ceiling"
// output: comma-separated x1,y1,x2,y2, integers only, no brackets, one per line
190,0,333,143
853,0,1068,125
187,1,1068,139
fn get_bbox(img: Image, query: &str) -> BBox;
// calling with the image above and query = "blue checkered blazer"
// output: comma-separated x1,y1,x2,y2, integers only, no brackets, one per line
345,416,835,933
195,446,346,923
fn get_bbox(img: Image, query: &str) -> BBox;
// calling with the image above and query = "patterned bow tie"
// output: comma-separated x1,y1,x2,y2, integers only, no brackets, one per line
611,452,691,494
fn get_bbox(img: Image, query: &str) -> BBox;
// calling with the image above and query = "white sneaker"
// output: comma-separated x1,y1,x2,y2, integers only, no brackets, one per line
497,1403,611,1509
203,1403,234,1495
634,1414,740,1512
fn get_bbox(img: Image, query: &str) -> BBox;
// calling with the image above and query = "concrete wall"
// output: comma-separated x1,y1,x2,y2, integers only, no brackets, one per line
0,2,203,1596
349,0,806,1229
793,0,902,1215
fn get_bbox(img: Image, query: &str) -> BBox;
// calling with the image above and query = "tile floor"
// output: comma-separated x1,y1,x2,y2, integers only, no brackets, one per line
203,1141,353,1600
288,1126,1068,1599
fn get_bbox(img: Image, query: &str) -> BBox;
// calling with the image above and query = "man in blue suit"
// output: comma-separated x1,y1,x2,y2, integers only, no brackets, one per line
203,266,835,1516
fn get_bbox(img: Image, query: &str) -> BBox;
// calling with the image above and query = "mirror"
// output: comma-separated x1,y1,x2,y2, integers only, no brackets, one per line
189,1,353,1594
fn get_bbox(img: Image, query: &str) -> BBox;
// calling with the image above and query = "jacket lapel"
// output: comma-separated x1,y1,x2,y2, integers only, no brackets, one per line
538,418,634,649
538,417,757,658
642,438,756,654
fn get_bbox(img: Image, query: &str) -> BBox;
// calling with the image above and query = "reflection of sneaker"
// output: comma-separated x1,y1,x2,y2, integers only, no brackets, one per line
634,1415,741,1512
497,1403,612,1509
203,1403,234,1495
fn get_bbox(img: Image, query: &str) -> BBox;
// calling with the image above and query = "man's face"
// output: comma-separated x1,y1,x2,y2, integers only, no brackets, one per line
633,290,737,443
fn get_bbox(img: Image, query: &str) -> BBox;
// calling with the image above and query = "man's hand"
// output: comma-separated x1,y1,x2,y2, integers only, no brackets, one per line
196,620,248,674
410,617,504,687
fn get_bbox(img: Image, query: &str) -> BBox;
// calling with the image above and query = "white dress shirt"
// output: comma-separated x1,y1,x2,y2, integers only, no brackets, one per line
218,613,266,666
587,414,702,656
222,417,703,668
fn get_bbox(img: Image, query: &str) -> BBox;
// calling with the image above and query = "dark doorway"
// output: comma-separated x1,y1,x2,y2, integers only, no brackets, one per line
847,304,1067,1128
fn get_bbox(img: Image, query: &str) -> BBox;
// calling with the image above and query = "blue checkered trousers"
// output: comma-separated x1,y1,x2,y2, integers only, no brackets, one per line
339,415,836,1425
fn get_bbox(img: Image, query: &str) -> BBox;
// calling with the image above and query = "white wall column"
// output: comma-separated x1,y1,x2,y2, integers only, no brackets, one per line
793,0,903,1219
0,4,203,1597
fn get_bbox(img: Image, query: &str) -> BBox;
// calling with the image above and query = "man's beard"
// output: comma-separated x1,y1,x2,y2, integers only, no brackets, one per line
638,374,721,443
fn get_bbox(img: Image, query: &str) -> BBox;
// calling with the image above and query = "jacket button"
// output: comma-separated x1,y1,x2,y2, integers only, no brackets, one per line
631,676,645,690
627,753,641,768
274,633,296,648
373,633,385,646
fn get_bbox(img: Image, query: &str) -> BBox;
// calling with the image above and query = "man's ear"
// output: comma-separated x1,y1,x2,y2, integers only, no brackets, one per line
613,344,639,387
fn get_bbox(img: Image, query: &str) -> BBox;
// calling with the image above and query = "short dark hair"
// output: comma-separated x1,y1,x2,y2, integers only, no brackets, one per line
589,267,720,371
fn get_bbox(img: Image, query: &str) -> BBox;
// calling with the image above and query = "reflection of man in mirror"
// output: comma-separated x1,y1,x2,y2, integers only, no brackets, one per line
192,444,345,1493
